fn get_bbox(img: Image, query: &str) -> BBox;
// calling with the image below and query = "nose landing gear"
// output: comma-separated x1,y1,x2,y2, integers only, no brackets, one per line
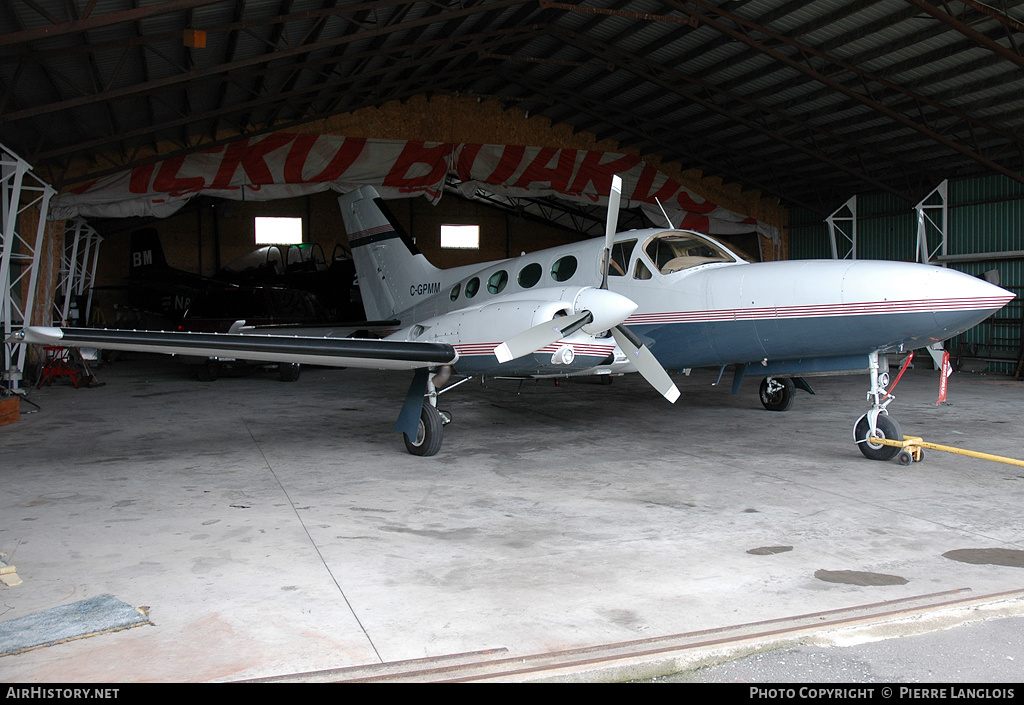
853,351,911,461
854,411,903,461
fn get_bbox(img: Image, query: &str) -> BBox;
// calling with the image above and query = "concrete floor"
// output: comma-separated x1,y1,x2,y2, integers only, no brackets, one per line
1,354,1023,682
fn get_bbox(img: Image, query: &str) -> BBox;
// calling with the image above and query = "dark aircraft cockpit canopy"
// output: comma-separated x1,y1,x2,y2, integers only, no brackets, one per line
222,243,328,276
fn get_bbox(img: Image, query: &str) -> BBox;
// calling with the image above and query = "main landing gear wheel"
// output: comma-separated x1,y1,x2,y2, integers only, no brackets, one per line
279,362,301,382
196,361,219,382
759,377,795,412
854,414,903,461
404,404,444,457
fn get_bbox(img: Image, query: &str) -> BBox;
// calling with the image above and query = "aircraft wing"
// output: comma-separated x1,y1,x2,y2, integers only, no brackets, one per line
14,326,456,371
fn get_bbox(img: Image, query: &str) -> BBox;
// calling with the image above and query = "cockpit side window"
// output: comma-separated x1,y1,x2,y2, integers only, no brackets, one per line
602,239,636,277
644,232,734,275
633,258,652,280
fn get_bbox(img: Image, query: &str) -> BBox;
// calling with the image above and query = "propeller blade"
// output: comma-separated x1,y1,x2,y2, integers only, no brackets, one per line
611,325,680,403
600,174,623,289
494,311,592,363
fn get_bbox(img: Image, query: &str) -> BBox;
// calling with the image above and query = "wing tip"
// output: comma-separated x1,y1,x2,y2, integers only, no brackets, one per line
15,326,64,345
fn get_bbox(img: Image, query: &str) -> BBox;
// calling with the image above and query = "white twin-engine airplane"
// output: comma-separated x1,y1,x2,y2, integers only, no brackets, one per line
14,178,1014,458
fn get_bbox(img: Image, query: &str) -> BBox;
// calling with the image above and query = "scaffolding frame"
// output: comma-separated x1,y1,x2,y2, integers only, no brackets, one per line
915,180,948,265
826,195,857,260
56,217,103,327
1,143,55,391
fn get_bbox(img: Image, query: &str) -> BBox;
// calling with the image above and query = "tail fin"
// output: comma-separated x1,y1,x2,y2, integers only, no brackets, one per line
338,186,442,320
129,228,168,272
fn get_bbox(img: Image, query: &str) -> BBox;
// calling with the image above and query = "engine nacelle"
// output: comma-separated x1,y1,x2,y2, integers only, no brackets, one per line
388,286,627,375
414,297,575,345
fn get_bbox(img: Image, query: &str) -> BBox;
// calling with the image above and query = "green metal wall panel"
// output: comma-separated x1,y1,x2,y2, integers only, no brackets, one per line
788,174,1023,376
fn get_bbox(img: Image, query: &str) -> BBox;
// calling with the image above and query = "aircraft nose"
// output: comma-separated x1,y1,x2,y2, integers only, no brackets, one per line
574,287,639,334
841,260,1015,346
930,265,1014,311
929,266,1015,340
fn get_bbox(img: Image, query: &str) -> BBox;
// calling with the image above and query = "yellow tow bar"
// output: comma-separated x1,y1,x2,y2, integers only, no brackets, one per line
869,435,1024,468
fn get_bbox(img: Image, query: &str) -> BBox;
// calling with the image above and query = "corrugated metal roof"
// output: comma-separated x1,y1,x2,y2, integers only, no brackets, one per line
1,0,1022,213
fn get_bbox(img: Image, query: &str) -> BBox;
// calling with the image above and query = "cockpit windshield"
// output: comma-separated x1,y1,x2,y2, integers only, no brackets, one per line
643,232,738,275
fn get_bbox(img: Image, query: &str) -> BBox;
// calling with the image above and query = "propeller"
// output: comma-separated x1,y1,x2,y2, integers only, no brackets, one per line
493,287,640,363
611,326,681,403
494,310,592,364
601,175,680,404
494,173,680,404
600,174,623,290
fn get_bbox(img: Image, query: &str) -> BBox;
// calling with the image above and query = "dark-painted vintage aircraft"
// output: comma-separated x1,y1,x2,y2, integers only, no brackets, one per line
124,227,219,325
13,178,1013,457
124,228,362,326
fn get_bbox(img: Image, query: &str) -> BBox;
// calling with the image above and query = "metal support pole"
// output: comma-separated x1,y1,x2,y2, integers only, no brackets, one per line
60,219,84,324
84,230,103,325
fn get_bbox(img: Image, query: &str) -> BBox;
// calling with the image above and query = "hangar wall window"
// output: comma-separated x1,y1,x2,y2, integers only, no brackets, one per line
441,224,480,249
255,217,303,245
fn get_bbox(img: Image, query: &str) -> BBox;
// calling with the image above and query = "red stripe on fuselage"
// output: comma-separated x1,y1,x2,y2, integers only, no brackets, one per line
453,342,615,357
624,297,1012,326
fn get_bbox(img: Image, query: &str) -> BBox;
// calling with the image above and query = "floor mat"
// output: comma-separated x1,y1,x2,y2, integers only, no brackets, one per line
0,594,150,656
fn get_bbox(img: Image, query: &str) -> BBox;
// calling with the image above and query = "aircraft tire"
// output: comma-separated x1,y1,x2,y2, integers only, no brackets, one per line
404,404,443,457
759,377,794,412
196,362,219,382
279,362,301,382
854,414,902,461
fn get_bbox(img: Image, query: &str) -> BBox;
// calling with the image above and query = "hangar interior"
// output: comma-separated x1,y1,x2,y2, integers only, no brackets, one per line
2,0,1024,683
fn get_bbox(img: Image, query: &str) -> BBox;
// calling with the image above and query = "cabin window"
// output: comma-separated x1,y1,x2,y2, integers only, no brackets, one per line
633,259,652,280
449,283,461,301
602,239,636,277
254,217,303,245
441,224,480,249
465,277,480,298
518,262,542,288
643,232,733,274
551,255,577,282
487,270,508,294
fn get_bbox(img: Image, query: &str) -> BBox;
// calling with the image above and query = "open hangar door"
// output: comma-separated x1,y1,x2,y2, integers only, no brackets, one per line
0,0,1022,684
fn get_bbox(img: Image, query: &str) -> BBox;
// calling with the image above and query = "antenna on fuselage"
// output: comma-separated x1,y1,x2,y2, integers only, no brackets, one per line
654,198,674,229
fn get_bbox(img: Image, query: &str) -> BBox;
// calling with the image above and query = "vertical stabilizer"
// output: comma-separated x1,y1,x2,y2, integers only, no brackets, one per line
339,186,442,320
129,228,168,272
